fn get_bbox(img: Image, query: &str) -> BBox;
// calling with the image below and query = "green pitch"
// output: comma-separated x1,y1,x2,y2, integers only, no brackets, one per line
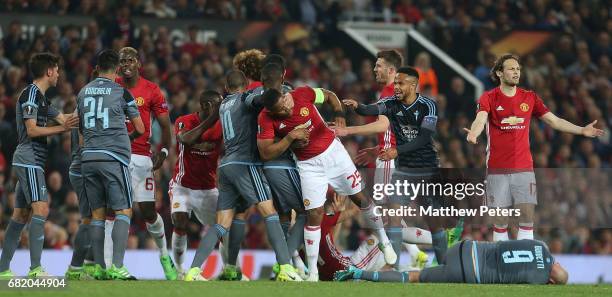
1,281,610,297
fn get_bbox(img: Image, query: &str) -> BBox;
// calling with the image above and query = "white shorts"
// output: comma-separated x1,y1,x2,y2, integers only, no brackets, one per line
169,182,218,226
486,172,537,208
129,154,155,202
349,235,386,271
297,139,362,210
374,157,395,185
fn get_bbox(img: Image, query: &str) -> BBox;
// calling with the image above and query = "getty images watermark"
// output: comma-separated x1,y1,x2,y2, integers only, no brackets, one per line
371,180,521,217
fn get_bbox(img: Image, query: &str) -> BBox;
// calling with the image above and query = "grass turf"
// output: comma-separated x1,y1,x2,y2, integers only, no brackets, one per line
1,281,610,297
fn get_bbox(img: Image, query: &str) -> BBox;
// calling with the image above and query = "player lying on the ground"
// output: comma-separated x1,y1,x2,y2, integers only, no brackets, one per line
335,239,568,285
313,195,431,281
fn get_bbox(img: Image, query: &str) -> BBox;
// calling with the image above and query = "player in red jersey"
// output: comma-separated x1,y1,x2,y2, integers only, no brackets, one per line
113,47,176,279
256,64,396,281
464,54,604,241
169,90,223,278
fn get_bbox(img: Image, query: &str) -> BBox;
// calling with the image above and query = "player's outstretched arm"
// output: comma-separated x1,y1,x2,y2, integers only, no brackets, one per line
464,111,488,144
540,112,605,137
320,89,346,127
334,116,389,137
25,116,78,138
343,99,385,116
178,103,220,146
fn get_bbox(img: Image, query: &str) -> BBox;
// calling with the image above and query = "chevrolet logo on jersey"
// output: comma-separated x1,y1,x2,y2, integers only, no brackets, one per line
501,116,525,125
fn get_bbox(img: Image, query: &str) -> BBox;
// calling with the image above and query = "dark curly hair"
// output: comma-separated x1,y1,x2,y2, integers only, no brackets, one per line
232,49,265,82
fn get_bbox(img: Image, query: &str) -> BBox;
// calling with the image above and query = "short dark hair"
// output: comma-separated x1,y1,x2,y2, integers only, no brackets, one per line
199,90,221,106
225,70,247,92
97,49,120,73
29,52,60,79
397,66,419,80
376,50,403,70
490,54,520,85
261,63,284,88
261,88,282,111
262,54,286,70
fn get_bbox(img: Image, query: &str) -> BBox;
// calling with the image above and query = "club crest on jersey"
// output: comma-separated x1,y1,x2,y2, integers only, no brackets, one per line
173,202,180,209
366,238,375,246
303,199,310,207
501,116,525,125
413,110,420,120
136,97,145,106
520,103,529,112
300,107,309,117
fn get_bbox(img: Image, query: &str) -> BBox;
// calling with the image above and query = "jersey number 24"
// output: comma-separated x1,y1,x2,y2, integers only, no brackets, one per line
84,96,109,129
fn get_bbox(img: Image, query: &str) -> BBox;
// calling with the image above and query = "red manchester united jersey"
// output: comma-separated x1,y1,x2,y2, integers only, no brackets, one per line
477,87,549,171
172,114,222,190
257,86,335,160
377,82,397,150
318,213,351,281
117,76,168,156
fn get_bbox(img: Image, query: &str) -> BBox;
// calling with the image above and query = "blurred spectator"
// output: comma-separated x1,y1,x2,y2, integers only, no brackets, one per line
414,52,438,96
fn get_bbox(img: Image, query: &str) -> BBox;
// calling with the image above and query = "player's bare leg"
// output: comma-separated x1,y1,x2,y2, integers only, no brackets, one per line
516,203,535,240
0,208,31,277
140,201,177,280
349,191,396,265
171,212,189,278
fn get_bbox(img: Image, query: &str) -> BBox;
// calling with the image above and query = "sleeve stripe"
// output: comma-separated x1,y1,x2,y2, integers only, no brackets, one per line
28,85,38,106
127,101,136,106
419,96,436,116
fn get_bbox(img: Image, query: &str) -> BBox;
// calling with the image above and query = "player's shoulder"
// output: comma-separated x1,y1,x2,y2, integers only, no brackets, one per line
291,85,315,96
417,94,437,112
517,87,539,99
176,113,197,127
19,84,41,102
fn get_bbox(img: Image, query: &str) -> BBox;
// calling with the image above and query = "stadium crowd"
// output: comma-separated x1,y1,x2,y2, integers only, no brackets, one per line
0,0,610,256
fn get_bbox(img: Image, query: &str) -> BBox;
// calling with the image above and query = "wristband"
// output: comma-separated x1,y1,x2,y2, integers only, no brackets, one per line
160,148,169,157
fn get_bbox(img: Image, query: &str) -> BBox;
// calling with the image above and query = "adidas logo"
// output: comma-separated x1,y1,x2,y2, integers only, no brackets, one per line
396,111,403,116
496,106,504,111
279,123,286,129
